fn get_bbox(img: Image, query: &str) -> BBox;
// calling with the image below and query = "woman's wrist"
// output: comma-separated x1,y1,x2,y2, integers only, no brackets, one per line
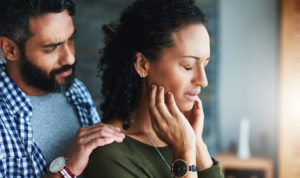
172,140,197,164
173,136,195,151
172,146,197,178
196,140,213,171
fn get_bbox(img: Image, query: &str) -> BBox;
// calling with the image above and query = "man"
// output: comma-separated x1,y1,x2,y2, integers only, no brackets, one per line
0,0,125,177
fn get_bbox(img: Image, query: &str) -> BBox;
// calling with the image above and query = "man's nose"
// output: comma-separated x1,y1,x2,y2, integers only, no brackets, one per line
59,43,75,66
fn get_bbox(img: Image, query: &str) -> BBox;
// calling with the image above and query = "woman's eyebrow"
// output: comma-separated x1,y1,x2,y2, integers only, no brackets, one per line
182,56,211,61
182,55,200,60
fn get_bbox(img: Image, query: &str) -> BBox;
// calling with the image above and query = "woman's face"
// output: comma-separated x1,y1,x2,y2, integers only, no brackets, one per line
147,24,210,112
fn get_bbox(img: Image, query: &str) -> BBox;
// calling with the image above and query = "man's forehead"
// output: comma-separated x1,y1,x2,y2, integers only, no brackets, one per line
28,10,74,44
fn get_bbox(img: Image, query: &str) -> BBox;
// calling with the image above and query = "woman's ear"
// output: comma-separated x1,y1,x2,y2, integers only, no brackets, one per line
134,52,150,78
0,37,21,61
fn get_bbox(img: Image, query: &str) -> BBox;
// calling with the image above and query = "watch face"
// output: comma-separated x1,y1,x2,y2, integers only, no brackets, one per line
49,156,66,173
172,159,188,177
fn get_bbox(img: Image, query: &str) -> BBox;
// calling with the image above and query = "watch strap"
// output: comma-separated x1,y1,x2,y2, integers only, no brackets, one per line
189,164,198,172
58,167,76,178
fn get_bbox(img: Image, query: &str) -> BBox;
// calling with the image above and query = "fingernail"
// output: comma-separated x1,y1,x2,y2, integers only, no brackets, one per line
159,85,163,90
152,84,156,88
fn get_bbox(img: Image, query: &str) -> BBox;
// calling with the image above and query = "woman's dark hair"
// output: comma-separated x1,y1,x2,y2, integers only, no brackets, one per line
99,0,207,128
0,0,76,52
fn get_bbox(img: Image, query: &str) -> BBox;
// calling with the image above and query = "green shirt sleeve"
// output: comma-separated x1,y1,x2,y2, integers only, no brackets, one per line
197,158,224,178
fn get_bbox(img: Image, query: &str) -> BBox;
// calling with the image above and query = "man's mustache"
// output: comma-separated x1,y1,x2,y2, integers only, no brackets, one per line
51,64,75,76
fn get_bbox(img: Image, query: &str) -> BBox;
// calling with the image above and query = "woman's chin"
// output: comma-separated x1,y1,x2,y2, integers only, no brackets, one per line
178,102,194,113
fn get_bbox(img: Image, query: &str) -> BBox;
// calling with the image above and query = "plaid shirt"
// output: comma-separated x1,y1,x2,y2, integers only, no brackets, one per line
0,60,100,177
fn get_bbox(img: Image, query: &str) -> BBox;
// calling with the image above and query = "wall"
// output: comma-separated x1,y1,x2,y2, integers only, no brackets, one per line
73,0,134,108
218,0,279,174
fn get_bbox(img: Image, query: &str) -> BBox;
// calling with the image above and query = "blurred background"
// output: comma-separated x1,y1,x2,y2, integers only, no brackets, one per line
1,0,299,177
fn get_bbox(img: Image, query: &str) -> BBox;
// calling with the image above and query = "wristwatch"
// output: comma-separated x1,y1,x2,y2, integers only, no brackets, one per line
49,156,76,178
171,159,198,178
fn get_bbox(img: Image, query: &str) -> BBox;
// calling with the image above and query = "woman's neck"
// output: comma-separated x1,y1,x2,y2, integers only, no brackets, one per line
109,91,167,147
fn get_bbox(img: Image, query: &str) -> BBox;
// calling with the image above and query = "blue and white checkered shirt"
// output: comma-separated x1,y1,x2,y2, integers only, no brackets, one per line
0,60,100,177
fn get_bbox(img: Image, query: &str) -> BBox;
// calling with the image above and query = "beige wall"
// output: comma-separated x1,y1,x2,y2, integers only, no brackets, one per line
279,0,300,177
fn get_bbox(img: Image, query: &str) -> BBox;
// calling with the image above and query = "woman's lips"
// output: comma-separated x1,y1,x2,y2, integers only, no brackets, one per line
184,91,200,101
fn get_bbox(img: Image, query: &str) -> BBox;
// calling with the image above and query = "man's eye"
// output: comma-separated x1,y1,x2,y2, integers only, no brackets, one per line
46,47,56,53
45,45,58,53
184,66,192,71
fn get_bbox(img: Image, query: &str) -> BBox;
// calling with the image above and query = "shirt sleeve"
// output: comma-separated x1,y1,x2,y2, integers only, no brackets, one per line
197,158,224,178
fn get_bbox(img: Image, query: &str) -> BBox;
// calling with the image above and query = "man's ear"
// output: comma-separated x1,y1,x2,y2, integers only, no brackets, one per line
0,37,21,61
134,52,150,78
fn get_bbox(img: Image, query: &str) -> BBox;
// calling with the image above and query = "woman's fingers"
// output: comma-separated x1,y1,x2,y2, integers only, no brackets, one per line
156,85,173,124
148,84,163,127
192,98,204,124
166,91,183,119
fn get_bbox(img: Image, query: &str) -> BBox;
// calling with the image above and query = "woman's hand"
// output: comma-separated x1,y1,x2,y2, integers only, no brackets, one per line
148,84,213,172
183,98,204,141
148,84,196,167
184,97,213,171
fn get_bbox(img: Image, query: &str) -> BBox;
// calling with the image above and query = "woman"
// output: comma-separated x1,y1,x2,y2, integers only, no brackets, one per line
86,0,223,177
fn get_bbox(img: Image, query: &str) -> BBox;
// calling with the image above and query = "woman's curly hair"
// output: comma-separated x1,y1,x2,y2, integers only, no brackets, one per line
98,0,207,129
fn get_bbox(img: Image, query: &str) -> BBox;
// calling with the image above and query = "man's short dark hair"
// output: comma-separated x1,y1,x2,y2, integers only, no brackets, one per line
0,0,76,52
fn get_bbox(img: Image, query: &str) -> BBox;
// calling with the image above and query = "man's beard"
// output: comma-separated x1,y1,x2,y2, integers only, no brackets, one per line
19,52,75,93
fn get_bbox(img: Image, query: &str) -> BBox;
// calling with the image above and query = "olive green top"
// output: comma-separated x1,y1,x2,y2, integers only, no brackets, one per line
85,135,224,178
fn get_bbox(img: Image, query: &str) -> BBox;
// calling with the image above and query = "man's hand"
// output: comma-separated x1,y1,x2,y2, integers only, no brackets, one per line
65,123,125,175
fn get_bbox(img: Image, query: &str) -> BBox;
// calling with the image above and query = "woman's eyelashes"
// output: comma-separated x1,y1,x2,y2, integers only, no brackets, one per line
181,57,210,71
181,61,193,71
184,66,193,71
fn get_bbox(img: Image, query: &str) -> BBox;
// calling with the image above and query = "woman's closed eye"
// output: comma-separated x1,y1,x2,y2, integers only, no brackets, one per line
184,66,193,71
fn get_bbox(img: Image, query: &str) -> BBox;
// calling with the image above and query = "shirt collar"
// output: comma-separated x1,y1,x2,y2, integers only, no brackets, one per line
0,60,32,116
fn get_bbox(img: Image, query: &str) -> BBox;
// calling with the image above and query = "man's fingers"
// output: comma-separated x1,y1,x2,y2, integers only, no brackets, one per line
77,123,123,139
87,137,115,149
82,125,124,137
78,127,125,145
79,135,124,155
81,123,121,132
